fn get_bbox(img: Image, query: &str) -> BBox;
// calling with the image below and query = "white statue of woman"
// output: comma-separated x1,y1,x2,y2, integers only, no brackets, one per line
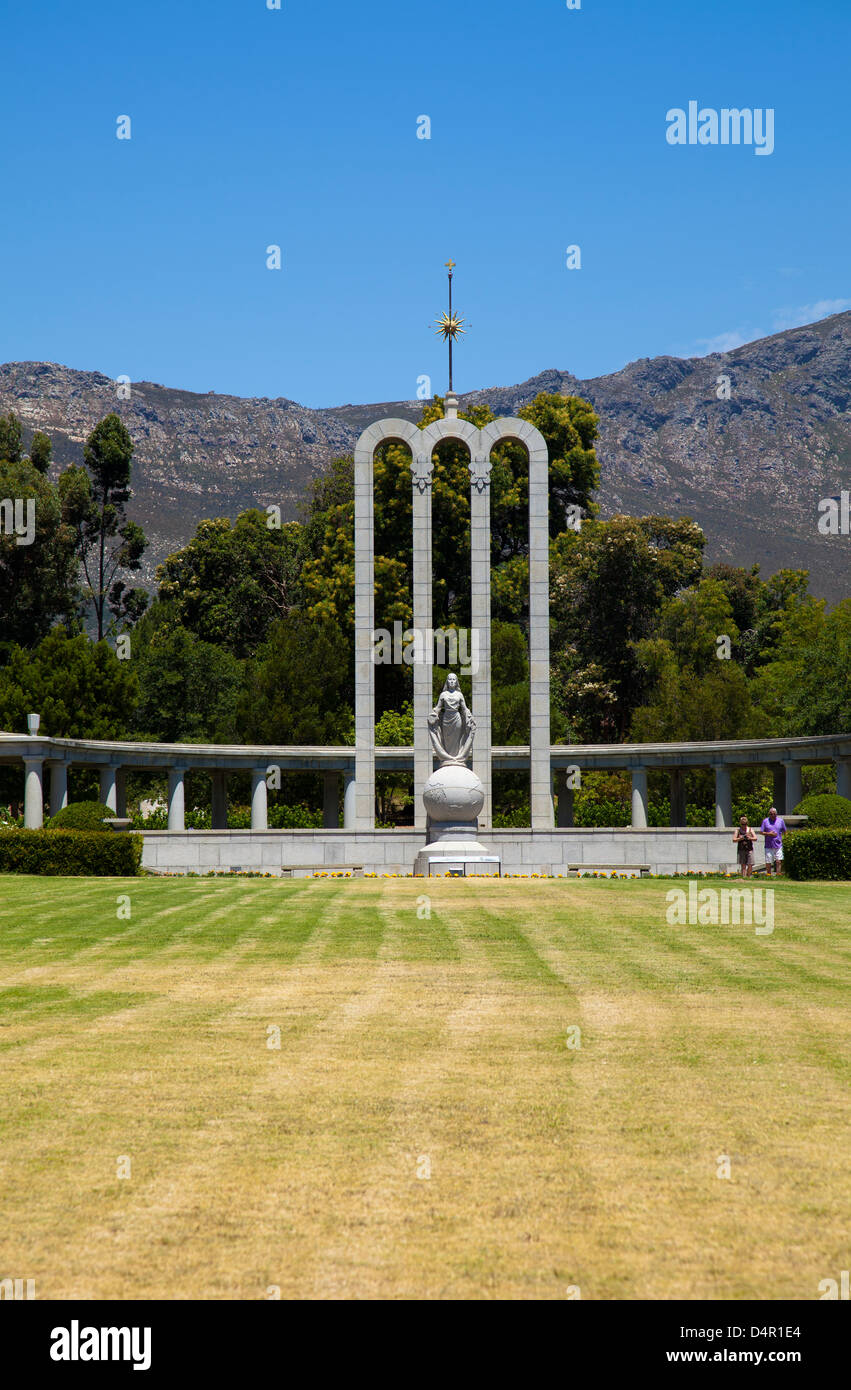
428,673,476,765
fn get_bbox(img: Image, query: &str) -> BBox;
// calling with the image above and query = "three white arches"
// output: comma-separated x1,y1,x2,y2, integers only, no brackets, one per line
352,411,554,832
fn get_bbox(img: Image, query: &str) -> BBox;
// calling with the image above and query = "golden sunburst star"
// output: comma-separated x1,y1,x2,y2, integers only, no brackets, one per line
435,310,467,342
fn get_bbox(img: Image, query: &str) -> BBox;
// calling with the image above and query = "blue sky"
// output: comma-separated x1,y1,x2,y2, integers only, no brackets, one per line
2,0,849,407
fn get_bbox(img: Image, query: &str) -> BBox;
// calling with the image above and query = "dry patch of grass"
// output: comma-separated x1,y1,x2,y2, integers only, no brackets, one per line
0,876,847,1299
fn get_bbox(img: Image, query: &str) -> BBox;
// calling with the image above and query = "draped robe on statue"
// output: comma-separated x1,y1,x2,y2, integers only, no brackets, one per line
428,676,476,765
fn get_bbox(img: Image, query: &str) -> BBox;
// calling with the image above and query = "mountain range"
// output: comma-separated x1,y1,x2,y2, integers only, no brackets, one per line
2,310,850,601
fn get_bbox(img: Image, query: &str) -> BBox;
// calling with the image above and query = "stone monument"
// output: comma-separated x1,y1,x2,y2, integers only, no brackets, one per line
352,262,554,867
414,674,501,876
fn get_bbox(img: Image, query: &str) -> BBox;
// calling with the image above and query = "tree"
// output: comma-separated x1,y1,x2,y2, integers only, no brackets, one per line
550,515,706,738
0,456,80,654
375,703,414,746
496,392,600,554
707,563,809,673
0,412,23,464
491,554,530,623
0,629,137,738
156,511,303,658
631,661,756,742
0,413,53,474
752,597,851,736
626,578,766,741
489,622,530,744
374,702,414,824
302,473,410,634
655,576,738,676
29,431,52,474
132,610,244,742
59,414,148,639
239,615,353,744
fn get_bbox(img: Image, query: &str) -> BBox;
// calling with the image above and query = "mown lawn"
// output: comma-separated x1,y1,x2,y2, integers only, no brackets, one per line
0,875,848,1300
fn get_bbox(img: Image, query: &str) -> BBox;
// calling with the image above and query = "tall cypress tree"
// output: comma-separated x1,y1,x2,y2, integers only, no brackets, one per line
59,414,148,639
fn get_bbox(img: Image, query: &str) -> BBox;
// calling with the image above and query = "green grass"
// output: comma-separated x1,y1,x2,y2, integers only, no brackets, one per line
0,875,848,1300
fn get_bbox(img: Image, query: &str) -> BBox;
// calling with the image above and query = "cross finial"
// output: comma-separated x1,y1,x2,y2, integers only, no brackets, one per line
434,260,466,394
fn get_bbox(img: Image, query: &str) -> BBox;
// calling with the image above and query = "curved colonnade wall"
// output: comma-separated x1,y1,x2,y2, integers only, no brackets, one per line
2,731,850,831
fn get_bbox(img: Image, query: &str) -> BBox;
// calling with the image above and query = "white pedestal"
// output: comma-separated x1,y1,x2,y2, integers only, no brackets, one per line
414,836,501,877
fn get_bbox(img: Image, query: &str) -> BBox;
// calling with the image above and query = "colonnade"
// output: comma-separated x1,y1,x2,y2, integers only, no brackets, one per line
15,757,357,832
552,758,839,828
6,733,851,832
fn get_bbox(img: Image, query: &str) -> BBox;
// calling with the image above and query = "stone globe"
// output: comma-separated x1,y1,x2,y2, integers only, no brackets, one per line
423,764,484,824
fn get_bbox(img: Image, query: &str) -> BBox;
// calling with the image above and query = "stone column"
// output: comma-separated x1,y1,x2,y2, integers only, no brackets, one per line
631,769,649,829
211,771,228,829
714,765,732,828
23,757,44,829
555,769,574,828
167,768,185,832
835,758,851,801
470,453,493,829
99,766,118,814
343,772,356,830
412,450,434,831
784,761,803,815
251,769,268,831
354,440,376,830
772,763,786,813
115,768,127,819
49,762,68,818
323,771,340,829
528,441,552,829
669,769,686,826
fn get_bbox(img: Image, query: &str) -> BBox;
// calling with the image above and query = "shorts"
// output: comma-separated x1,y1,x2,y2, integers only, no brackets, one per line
737,850,754,869
765,846,783,864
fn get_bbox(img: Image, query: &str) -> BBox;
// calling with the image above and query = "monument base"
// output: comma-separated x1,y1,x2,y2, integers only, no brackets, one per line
418,688,500,874
414,836,501,877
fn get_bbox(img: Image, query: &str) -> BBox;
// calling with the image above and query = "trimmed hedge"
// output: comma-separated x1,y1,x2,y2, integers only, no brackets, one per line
785,829,851,881
793,793,851,827
47,800,115,831
0,829,143,876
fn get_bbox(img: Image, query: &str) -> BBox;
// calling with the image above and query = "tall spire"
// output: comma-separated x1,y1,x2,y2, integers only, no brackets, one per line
434,259,466,417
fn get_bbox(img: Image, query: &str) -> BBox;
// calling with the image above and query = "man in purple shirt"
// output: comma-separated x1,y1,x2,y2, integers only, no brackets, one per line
757,806,787,875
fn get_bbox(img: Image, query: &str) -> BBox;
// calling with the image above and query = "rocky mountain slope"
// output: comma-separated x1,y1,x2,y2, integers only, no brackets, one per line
3,311,850,599
0,363,355,589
